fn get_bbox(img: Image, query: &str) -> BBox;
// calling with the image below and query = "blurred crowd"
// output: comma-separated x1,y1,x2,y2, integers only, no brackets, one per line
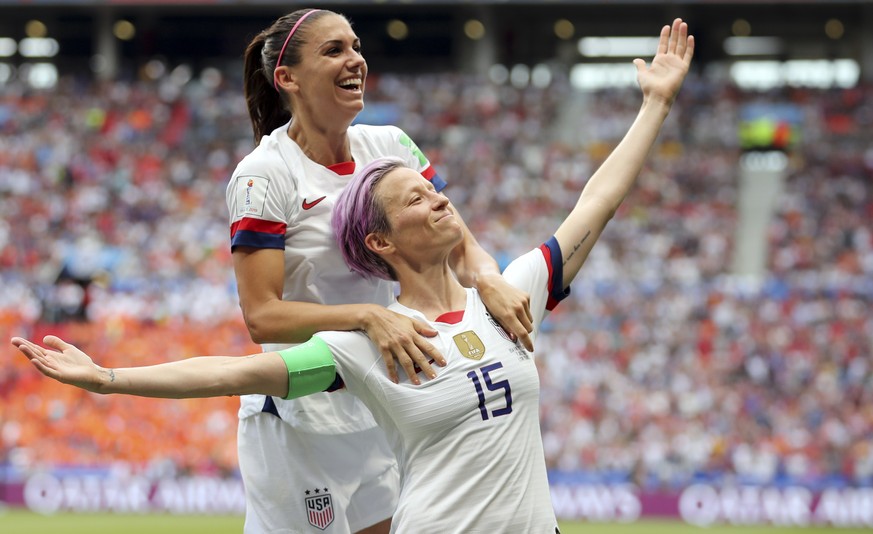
0,70,871,490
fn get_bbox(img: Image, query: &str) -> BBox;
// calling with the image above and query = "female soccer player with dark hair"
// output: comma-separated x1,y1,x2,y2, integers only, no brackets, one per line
229,8,532,532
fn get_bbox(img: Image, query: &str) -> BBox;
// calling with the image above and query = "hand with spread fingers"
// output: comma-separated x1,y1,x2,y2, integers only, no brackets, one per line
362,306,447,384
634,18,695,108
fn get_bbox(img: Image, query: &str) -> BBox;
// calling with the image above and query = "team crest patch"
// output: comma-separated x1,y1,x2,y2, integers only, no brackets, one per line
486,311,513,342
235,175,270,217
304,488,334,530
453,331,486,360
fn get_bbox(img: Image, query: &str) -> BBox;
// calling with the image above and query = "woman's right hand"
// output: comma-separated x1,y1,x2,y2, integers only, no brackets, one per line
361,305,446,384
12,335,106,392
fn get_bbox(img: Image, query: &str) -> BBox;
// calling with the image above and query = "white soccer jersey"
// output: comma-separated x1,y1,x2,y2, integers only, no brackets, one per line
317,238,570,533
226,122,445,433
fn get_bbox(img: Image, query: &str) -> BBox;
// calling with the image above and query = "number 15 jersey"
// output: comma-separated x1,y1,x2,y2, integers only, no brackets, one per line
316,237,569,533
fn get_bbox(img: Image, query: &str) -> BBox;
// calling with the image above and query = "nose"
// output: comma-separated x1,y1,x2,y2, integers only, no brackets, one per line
348,49,366,71
431,192,449,211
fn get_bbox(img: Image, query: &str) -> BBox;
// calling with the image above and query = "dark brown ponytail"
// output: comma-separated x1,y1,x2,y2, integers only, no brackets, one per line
242,9,334,145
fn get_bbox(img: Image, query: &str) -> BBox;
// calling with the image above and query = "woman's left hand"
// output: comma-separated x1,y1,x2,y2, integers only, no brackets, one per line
635,18,694,107
476,273,534,352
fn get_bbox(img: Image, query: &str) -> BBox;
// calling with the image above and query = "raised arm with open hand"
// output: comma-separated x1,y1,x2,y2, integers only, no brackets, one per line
634,18,695,107
553,18,694,288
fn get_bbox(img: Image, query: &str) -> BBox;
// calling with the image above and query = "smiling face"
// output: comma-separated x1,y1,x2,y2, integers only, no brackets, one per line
332,158,464,281
283,13,367,126
370,168,464,266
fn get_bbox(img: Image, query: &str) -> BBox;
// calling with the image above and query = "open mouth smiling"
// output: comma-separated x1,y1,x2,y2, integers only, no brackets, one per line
337,77,362,92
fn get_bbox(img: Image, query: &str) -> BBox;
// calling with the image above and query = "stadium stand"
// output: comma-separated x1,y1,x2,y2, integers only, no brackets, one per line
1,70,871,495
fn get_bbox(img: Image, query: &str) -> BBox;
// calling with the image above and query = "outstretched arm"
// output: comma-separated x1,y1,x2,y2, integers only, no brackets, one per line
555,18,694,288
12,335,290,398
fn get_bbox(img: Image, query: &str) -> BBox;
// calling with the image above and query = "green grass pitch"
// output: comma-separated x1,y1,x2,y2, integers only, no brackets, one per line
1,510,870,534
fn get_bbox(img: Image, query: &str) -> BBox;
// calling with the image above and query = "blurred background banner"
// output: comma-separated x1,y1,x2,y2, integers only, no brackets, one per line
1,0,871,528
2,477,872,526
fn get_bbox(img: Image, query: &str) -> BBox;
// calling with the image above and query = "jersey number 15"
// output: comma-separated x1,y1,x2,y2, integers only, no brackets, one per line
466,362,513,421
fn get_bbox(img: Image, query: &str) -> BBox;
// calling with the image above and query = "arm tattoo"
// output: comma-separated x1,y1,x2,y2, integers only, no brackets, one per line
108,369,116,383
563,230,591,266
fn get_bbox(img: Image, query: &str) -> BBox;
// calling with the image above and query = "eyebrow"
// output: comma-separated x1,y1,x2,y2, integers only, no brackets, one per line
317,37,360,50
406,182,436,200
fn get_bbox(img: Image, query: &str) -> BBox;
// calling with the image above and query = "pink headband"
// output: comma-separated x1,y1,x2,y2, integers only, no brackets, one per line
273,9,322,90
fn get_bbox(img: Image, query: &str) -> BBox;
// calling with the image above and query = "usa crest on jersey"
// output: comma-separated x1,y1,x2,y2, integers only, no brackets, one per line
485,311,513,342
304,488,334,530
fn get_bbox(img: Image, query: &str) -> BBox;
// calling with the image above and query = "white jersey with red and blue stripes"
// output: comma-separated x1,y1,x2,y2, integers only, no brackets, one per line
317,238,569,533
226,122,445,433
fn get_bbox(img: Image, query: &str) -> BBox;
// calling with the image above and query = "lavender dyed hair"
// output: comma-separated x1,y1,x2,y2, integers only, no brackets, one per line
332,157,408,281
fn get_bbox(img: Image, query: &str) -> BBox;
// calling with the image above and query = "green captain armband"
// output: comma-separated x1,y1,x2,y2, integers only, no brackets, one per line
277,337,337,400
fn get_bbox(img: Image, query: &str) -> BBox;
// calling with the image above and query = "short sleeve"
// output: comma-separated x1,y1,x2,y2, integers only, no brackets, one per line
225,151,294,251
501,236,570,329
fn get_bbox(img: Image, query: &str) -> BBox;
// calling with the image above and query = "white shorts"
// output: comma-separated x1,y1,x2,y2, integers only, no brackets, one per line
238,413,399,534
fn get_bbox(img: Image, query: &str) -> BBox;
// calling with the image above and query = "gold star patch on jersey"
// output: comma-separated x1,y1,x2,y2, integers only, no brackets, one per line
453,331,486,360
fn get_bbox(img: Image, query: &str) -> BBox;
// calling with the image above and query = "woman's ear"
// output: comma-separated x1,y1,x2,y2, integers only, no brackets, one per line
364,232,393,257
274,67,300,93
